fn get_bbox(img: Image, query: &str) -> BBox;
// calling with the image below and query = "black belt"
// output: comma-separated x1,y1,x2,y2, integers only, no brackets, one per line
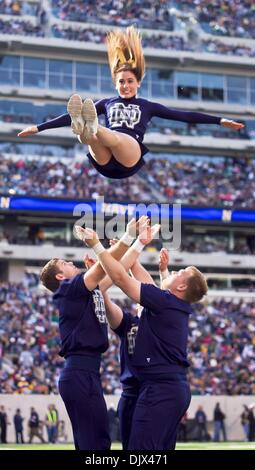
64,355,101,371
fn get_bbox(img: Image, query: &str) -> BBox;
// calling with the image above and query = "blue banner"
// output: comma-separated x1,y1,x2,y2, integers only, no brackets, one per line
1,195,255,223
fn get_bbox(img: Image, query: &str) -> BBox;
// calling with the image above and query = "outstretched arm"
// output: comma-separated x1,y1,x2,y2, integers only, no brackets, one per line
99,224,160,292
159,248,170,287
151,102,244,130
81,228,142,303
130,260,155,285
102,291,123,329
99,251,141,303
83,239,129,291
18,114,71,137
75,217,149,291
18,98,107,137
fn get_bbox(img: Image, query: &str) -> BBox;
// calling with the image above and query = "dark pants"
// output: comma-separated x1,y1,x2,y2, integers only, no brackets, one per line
28,427,45,443
15,429,24,444
1,426,7,443
128,378,191,450
214,421,227,441
197,423,208,441
47,425,57,443
178,422,187,442
118,393,139,450
59,368,111,450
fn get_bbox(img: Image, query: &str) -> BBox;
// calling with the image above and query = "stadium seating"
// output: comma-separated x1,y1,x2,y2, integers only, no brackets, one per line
0,152,254,209
1,282,254,395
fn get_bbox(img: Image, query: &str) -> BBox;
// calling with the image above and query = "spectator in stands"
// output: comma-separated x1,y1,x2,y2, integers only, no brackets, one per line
213,402,227,441
19,345,34,368
13,408,24,444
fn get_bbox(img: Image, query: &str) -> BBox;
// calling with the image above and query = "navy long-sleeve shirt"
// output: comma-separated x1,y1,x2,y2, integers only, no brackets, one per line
38,96,222,143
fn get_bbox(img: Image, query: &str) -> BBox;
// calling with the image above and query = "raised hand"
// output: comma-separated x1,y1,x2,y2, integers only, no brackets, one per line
17,125,39,137
136,216,149,236
109,239,118,246
220,119,244,130
159,248,169,272
83,254,96,270
83,227,99,248
139,223,160,245
74,225,86,242
126,216,149,239
74,225,99,247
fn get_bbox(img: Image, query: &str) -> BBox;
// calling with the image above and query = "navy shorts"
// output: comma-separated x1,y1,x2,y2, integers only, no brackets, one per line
87,140,148,179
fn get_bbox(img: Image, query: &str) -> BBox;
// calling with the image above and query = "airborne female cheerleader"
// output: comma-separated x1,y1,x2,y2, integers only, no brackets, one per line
18,26,244,179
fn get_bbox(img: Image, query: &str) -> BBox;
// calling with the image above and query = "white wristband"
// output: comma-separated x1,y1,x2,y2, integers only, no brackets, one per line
220,118,228,125
120,232,135,247
93,242,106,255
160,269,169,280
132,239,145,254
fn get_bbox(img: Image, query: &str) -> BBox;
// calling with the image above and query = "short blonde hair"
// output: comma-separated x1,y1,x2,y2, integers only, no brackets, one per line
184,266,208,304
107,26,145,83
40,258,61,292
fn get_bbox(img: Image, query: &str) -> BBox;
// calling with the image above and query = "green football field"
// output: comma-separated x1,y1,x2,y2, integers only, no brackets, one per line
0,442,255,450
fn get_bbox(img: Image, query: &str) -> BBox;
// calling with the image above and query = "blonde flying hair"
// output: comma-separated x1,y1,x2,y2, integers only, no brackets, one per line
107,26,145,83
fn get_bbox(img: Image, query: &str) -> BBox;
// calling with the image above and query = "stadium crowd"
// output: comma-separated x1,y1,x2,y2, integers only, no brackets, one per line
174,0,255,39
1,153,254,209
1,1,255,57
50,0,174,30
4,0,253,38
50,0,255,39
0,282,255,396
0,155,152,201
144,156,255,208
0,0,37,16
51,25,255,59
0,17,45,36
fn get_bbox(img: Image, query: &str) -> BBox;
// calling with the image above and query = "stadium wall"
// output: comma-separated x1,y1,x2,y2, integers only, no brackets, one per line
0,394,254,443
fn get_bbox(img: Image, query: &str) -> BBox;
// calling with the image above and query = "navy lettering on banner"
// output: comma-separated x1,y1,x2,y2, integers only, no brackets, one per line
109,103,141,129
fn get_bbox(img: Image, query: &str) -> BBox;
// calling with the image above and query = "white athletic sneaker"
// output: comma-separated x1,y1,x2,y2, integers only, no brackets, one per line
67,94,85,135
81,98,98,137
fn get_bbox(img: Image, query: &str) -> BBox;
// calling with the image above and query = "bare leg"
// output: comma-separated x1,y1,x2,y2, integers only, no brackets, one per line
87,126,141,168
81,99,141,168
78,133,112,165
